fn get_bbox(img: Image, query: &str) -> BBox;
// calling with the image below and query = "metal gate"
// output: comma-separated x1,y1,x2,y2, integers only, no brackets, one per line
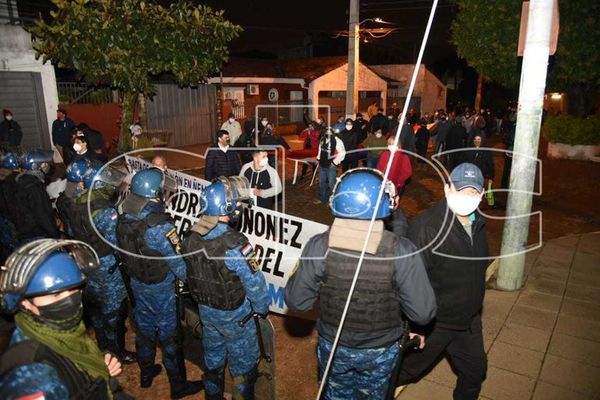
0,71,51,149
146,83,217,146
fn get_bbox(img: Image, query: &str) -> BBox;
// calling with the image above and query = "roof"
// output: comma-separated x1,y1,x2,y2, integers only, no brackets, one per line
221,56,349,82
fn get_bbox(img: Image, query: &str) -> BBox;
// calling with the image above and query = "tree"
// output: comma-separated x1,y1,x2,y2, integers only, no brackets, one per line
28,0,242,151
451,0,600,117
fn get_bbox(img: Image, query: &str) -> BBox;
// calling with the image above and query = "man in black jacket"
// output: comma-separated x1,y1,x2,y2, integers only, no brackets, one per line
396,162,489,400
205,130,241,181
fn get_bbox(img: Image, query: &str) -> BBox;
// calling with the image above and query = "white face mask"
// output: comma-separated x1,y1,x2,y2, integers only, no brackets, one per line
375,133,383,138
73,143,82,153
447,193,481,216
228,118,235,123
261,120,268,127
345,124,353,130
387,144,396,153
5,115,12,121
259,157,269,167
317,119,323,124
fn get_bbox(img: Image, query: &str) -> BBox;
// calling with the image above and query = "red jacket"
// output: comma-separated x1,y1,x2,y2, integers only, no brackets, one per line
377,150,412,190
300,128,320,149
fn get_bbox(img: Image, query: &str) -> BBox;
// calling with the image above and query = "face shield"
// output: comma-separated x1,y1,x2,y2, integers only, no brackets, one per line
216,176,252,221
91,165,127,190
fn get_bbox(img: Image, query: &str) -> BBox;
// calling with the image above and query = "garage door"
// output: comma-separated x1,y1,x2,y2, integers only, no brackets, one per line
0,71,51,149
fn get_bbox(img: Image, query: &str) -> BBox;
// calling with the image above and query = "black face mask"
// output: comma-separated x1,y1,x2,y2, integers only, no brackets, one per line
36,291,83,330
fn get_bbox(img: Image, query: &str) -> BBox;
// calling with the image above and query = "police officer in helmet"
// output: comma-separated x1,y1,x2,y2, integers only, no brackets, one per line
0,150,20,262
285,168,436,399
116,167,203,399
0,239,126,399
180,175,269,400
57,160,136,364
11,150,60,242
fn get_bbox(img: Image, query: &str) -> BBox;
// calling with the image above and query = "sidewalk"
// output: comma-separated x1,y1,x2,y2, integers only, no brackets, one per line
397,231,600,400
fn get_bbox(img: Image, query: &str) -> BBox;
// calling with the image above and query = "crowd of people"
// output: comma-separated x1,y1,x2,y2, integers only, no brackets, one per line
0,102,514,400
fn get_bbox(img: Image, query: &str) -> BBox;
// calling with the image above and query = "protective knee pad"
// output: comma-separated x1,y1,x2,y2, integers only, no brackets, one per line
232,364,258,400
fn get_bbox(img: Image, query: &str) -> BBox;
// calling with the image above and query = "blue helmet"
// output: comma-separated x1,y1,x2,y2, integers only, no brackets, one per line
66,158,90,183
21,150,51,173
329,168,396,219
82,162,126,190
130,167,164,198
0,151,19,170
200,176,251,216
0,239,98,313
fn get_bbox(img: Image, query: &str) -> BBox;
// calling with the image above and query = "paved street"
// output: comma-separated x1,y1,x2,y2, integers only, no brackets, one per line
398,232,600,400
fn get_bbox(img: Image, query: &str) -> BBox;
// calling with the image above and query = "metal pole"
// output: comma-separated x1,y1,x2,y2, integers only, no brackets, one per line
497,0,555,290
345,0,359,119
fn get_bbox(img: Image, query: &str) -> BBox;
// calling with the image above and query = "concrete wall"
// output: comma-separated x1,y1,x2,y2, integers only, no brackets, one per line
0,25,59,143
308,63,388,120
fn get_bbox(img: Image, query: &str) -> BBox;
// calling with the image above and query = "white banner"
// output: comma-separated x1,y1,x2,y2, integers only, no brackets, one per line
124,156,328,314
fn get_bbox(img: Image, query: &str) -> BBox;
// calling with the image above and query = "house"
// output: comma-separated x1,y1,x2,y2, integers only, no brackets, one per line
370,64,447,116
209,57,447,129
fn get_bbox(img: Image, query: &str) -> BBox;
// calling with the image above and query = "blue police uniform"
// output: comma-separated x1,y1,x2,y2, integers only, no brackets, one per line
197,222,269,397
87,206,128,354
123,201,186,374
0,327,70,400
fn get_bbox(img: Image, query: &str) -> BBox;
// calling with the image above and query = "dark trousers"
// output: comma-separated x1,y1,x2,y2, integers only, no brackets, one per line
341,154,358,172
397,315,487,400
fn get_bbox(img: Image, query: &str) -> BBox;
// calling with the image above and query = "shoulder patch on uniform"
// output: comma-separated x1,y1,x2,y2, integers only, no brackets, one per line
241,243,260,273
165,227,181,254
111,212,118,220
17,392,46,400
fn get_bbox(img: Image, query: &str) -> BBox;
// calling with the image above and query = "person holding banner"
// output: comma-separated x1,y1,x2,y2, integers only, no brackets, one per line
239,149,282,210
285,168,436,400
314,127,345,205
180,176,269,400
116,168,203,399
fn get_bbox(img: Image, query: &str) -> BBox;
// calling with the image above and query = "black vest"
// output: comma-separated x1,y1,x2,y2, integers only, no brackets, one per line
181,230,247,310
319,230,402,332
57,193,113,258
0,339,109,400
116,212,171,284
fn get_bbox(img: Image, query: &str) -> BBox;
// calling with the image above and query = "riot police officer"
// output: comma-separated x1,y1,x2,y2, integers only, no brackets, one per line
56,160,136,364
284,168,437,399
12,151,60,242
116,167,203,399
180,176,269,400
0,150,20,262
0,239,125,399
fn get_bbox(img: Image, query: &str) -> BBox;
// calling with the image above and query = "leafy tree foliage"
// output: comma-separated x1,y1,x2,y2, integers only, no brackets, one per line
451,0,600,117
28,0,241,150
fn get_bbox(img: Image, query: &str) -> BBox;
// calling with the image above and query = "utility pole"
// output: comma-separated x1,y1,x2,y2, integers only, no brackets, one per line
345,0,359,119
497,0,556,290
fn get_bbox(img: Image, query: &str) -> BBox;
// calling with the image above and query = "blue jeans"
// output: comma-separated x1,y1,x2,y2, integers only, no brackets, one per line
320,165,338,202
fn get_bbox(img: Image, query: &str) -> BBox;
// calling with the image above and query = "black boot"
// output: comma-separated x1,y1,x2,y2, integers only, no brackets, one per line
140,361,162,388
204,366,225,400
168,374,204,399
115,300,137,364
232,365,258,400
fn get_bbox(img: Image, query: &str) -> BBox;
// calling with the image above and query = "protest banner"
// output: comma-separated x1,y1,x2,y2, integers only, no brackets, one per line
123,155,328,314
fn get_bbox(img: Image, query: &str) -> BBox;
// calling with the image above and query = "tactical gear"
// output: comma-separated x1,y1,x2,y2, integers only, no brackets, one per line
0,239,97,313
116,212,171,284
21,150,52,173
181,230,247,310
199,176,251,217
130,167,164,198
319,230,403,332
330,168,396,219
66,158,90,183
57,193,113,257
0,339,109,400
